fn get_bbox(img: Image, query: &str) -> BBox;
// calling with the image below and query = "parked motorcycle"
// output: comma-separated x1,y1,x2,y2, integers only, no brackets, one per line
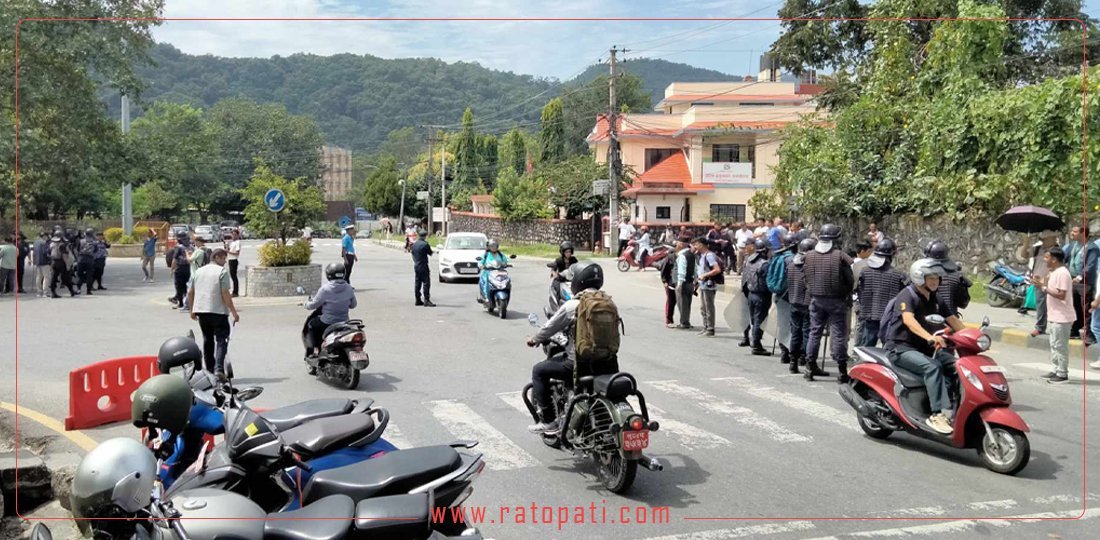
298,286,369,389
617,240,671,272
985,260,1031,308
838,315,1031,475
520,314,662,493
476,254,516,318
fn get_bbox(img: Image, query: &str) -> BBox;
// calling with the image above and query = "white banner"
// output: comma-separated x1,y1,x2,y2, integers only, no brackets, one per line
432,207,449,223
702,162,753,184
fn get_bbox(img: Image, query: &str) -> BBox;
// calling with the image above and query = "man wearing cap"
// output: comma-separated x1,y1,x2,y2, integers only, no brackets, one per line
410,230,435,307
802,224,855,382
856,238,907,347
342,224,358,286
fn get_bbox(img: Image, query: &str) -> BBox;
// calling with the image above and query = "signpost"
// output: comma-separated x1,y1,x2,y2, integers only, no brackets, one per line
701,162,753,184
264,188,287,213
416,190,430,201
592,179,611,196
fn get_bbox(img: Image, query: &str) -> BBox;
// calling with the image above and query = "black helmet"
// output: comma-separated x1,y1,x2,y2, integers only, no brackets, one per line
783,232,798,248
798,238,817,253
325,262,346,281
567,262,604,295
85,227,95,236
924,240,949,260
559,241,574,257
131,374,193,434
157,336,202,375
819,224,841,241
753,239,770,253
874,237,898,257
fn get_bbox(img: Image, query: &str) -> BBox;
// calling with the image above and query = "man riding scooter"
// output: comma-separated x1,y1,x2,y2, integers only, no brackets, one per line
304,263,358,374
635,226,652,269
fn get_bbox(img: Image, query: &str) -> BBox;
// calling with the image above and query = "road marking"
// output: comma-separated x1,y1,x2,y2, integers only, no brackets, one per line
425,400,539,471
967,499,1018,511
645,404,732,450
0,401,98,452
496,391,532,416
800,507,1098,539
1030,494,1081,505
383,421,412,449
711,377,861,433
648,380,811,443
871,506,946,517
1010,362,1089,380
642,521,815,539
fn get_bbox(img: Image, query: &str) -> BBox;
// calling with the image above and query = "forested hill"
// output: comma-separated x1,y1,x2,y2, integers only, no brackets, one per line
105,43,735,151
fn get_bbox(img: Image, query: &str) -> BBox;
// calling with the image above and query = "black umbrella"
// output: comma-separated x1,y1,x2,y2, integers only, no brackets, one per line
995,205,1064,233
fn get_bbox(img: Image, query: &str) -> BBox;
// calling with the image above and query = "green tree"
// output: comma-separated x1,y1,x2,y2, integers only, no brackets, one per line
379,127,422,169
451,107,481,193
241,161,326,245
133,179,178,219
358,155,407,217
539,98,566,164
499,128,529,176
536,156,607,219
491,168,551,221
478,134,499,189
559,73,651,156
127,102,220,221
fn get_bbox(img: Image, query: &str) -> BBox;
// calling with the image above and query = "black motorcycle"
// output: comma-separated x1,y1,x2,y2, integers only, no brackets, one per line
298,287,368,389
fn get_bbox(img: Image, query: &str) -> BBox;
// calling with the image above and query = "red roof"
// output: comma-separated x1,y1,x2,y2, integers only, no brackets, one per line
587,114,681,142
623,152,712,198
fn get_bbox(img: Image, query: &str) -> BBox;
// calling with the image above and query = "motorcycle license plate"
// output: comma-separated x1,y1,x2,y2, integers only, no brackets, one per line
348,350,369,362
622,430,649,451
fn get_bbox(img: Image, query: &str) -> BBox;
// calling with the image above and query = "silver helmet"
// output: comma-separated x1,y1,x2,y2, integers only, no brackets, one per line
909,258,947,286
71,437,157,535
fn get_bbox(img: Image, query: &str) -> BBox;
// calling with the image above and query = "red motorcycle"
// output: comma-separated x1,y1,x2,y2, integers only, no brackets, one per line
618,240,671,272
838,315,1030,475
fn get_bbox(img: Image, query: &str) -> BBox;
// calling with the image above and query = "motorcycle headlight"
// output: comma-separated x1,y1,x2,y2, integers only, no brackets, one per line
959,366,984,392
976,334,991,352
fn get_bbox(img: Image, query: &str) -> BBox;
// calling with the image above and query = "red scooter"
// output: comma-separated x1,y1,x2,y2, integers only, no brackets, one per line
838,315,1031,475
618,240,671,272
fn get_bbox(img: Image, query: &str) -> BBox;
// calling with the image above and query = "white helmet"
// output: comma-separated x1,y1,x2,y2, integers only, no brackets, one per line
909,258,946,286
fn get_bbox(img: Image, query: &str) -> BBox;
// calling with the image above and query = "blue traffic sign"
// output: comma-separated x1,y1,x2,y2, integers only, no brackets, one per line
264,189,286,213
338,216,352,228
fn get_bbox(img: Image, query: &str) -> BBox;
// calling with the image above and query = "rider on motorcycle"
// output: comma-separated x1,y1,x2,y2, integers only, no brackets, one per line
884,258,967,435
304,263,358,357
550,241,578,281
635,226,652,266
525,262,619,433
479,240,510,298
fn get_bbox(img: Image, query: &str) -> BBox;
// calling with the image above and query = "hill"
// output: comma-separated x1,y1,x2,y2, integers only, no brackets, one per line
569,57,736,104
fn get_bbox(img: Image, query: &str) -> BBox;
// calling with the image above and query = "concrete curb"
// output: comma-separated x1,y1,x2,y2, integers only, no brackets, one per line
962,322,1087,357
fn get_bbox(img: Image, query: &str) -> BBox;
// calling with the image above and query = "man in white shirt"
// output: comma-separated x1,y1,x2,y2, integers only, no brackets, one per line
735,222,755,273
617,217,636,257
226,229,241,297
186,249,239,380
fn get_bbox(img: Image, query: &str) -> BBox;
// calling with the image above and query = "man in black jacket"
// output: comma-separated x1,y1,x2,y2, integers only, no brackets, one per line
740,239,772,355
786,238,816,374
857,238,907,347
411,230,435,307
803,224,855,382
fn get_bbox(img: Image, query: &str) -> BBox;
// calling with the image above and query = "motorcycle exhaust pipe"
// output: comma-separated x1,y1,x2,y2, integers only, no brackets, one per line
639,454,663,472
984,283,1022,300
838,383,874,417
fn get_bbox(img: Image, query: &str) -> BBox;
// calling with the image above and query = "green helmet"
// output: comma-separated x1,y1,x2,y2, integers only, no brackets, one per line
131,374,192,434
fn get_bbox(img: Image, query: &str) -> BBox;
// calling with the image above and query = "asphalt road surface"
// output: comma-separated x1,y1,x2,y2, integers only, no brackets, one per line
2,239,1097,539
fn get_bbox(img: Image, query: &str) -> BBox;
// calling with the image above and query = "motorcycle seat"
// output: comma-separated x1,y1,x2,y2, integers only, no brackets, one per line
353,493,432,539
592,374,634,401
264,494,353,540
303,445,462,504
855,347,926,389
262,399,353,432
282,413,377,459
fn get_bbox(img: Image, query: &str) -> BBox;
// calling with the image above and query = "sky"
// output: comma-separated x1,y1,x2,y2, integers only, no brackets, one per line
153,0,1100,81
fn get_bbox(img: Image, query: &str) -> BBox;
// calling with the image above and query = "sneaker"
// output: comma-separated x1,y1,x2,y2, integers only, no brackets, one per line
696,329,710,336
424,301,437,307
700,332,715,338
527,417,562,433
1039,371,1057,379
666,323,676,329
1047,374,1069,384
925,413,954,434
677,324,694,330
1030,329,1045,337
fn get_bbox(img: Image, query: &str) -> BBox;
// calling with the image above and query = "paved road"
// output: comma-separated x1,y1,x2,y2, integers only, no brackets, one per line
1,240,1097,539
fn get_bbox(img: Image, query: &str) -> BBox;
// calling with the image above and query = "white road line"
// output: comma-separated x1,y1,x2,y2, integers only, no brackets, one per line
871,506,946,517
641,521,815,540
967,499,1018,511
496,391,533,416
1011,362,1090,380
425,400,540,471
646,404,732,450
383,421,412,449
648,380,811,443
800,507,1099,539
712,377,861,433
1030,494,1081,505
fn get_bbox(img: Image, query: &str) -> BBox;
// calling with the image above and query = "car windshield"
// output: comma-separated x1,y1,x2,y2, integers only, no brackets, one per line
445,236,486,250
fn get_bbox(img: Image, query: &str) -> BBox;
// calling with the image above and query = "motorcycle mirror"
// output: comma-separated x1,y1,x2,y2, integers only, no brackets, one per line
925,314,946,326
475,256,483,262
186,329,195,340
509,254,517,259
981,316,990,329
236,387,263,401
29,523,53,540
296,286,306,295
527,313,539,327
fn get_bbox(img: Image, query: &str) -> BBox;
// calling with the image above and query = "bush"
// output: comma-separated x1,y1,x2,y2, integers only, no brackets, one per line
133,226,150,239
117,234,140,244
258,239,313,267
104,227,125,243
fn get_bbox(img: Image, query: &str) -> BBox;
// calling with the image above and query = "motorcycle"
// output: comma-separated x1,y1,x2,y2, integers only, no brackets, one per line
544,262,572,319
617,240,671,272
520,314,663,493
985,260,1031,308
476,254,516,319
838,315,1031,475
298,286,369,389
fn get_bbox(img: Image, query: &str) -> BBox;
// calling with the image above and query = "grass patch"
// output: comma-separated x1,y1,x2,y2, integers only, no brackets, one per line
969,277,990,305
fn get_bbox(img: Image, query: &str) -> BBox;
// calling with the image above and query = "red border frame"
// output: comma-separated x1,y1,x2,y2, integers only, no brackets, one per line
10,15,1091,527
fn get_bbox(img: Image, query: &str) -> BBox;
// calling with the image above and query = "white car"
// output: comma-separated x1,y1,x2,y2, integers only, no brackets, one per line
438,232,488,283
194,225,219,243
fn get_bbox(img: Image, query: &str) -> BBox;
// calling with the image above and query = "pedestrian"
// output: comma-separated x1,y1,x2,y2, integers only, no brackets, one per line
789,220,809,242
660,227,676,246
32,231,51,297
168,233,191,311
802,224,855,382
923,240,972,319
1024,230,1060,336
75,228,97,295
735,222,754,273
141,229,157,283
693,237,721,337
226,229,241,297
1033,247,1074,384
660,238,678,328
404,223,417,252
754,219,769,240
1068,228,1098,343
186,248,239,380
617,217,636,257
767,217,787,251
341,224,358,285
867,222,884,247
675,237,696,329
92,231,110,290
410,229,435,307
786,238,816,374
48,233,78,298
15,233,29,294
740,238,774,355
0,235,16,295
856,238,907,347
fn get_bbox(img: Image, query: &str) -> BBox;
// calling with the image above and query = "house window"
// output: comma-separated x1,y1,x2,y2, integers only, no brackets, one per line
712,144,740,163
656,206,671,219
645,148,678,170
709,204,746,223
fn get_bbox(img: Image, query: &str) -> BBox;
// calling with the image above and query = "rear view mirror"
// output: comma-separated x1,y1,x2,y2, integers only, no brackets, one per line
527,313,540,327
236,387,263,402
981,316,990,329
296,286,306,295
186,329,195,340
509,254,517,259
475,256,483,262
925,314,946,326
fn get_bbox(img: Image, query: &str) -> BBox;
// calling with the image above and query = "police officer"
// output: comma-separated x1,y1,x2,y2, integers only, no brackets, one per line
924,240,971,317
802,224,855,382
856,238,907,347
771,233,798,364
75,228,97,295
786,238,816,374
741,238,772,355
410,230,435,307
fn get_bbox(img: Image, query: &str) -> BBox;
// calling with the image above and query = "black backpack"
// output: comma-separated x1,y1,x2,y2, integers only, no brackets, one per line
878,285,916,346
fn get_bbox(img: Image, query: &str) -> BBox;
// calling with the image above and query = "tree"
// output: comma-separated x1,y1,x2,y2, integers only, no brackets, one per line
358,155,407,217
378,127,422,169
133,180,178,219
499,128,529,176
450,107,481,193
535,156,608,219
477,134,499,190
241,160,326,245
539,98,566,164
491,168,551,221
127,102,219,221
559,73,651,157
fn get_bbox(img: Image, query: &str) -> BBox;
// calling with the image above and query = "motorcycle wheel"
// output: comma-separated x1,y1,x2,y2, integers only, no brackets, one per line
343,367,361,390
596,452,637,494
499,299,508,319
856,412,893,439
541,433,562,449
616,260,630,272
986,277,1013,308
978,426,1030,475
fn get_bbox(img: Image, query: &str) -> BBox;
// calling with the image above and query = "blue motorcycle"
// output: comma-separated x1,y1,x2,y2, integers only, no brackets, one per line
985,259,1030,308
476,253,517,319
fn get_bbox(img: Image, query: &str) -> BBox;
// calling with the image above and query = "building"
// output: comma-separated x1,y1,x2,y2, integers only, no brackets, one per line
470,194,496,216
321,145,353,221
587,65,821,224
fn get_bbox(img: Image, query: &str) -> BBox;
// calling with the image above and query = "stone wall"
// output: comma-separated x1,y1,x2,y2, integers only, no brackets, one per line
450,212,593,247
107,244,144,258
245,264,322,297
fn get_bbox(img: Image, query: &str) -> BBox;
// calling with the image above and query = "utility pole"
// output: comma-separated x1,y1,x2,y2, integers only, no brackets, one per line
607,46,627,249
121,94,133,235
440,133,448,236
422,125,445,234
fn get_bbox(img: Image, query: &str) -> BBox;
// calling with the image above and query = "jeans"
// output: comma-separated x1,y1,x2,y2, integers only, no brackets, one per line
790,304,810,358
344,254,356,285
677,282,694,326
196,313,231,374
748,291,772,344
892,348,956,413
618,239,628,257
1072,284,1095,338
228,259,239,295
531,357,574,420
664,284,677,325
141,255,155,280
1049,321,1071,377
806,296,850,366
1091,311,1100,363
0,268,12,294
858,320,881,347
699,288,717,333
306,315,330,353
1035,291,1048,333
76,259,94,292
414,266,431,302
35,264,52,295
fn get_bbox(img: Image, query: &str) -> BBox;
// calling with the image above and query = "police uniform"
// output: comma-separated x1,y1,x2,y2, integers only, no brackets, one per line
803,244,854,380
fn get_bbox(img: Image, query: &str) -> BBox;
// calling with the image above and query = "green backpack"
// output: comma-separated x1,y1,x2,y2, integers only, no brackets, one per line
574,291,621,364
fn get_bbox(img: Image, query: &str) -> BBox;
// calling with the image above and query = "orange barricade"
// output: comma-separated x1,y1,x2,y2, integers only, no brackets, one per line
65,356,159,431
